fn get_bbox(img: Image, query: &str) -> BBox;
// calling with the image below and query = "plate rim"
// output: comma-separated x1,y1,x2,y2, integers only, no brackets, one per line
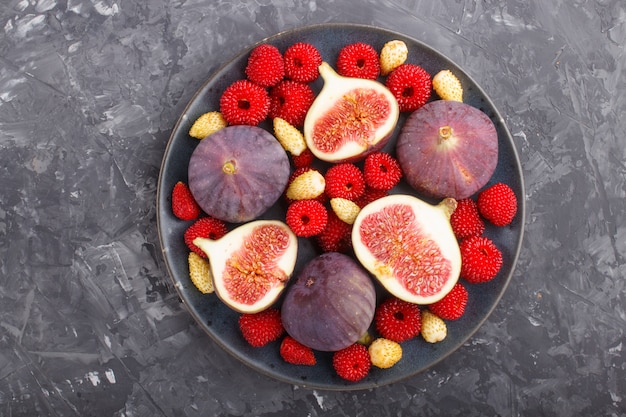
156,22,526,390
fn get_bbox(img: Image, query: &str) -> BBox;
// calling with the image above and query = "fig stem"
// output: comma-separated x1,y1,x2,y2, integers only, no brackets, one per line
438,126,453,141
222,160,237,175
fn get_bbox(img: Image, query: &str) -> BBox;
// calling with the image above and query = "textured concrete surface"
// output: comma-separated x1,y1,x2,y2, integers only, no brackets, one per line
0,0,624,415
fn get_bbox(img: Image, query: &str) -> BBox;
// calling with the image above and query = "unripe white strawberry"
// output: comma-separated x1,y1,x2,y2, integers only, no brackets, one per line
420,310,447,343
432,69,463,102
368,338,402,369
273,117,307,156
189,111,227,139
379,40,408,76
188,252,214,294
330,197,360,225
286,169,325,201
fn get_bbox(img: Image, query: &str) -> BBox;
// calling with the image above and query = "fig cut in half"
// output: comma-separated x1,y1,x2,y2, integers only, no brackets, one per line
352,194,461,305
193,220,298,313
396,100,498,200
303,62,399,163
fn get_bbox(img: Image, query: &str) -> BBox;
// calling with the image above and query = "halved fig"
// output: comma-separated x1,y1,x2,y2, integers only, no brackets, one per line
351,194,461,305
396,100,498,199
193,220,298,313
303,62,399,163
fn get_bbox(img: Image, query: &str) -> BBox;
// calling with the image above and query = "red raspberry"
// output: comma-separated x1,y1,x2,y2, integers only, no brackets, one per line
283,42,322,83
450,198,485,240
459,236,503,284
291,147,315,168
332,343,371,382
336,42,381,80
268,80,315,127
285,199,328,237
324,163,366,201
315,211,352,253
363,152,403,191
385,63,432,112
219,79,270,126
428,283,468,320
183,217,228,258
280,336,316,366
171,181,201,221
355,186,388,208
238,308,284,347
477,182,518,226
374,297,421,343
245,43,284,87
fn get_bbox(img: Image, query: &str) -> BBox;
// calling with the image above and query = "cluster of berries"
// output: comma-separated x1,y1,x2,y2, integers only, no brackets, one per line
170,181,230,293
235,288,467,382
283,152,403,253
219,42,321,127
189,38,450,141
170,37,519,384
450,182,518,285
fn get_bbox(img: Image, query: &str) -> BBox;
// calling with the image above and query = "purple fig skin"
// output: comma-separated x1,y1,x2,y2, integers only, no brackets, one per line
281,252,376,352
396,100,498,200
188,125,290,223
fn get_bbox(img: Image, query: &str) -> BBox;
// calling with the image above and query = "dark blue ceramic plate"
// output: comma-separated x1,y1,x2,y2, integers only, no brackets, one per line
157,23,525,390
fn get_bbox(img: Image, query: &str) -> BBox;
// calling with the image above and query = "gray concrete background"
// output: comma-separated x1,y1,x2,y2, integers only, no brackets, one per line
0,0,624,415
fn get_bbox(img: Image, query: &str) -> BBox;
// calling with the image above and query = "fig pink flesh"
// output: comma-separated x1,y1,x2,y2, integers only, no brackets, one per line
312,88,392,153
223,224,290,305
358,203,452,297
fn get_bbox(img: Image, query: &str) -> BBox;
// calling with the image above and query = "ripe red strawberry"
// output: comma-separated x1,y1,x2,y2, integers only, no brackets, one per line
355,186,388,208
280,336,316,365
268,80,315,127
385,63,432,112
285,199,328,237
324,163,366,201
374,297,421,343
363,152,403,191
291,147,315,168
238,308,284,347
428,282,468,320
477,182,518,226
245,43,285,87
450,198,485,240
283,42,322,83
183,217,228,258
219,79,270,126
332,343,371,382
171,181,201,221
315,211,352,253
459,236,503,284
336,42,381,80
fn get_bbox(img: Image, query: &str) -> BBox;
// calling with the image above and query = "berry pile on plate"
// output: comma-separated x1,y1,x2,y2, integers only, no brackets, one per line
170,39,518,382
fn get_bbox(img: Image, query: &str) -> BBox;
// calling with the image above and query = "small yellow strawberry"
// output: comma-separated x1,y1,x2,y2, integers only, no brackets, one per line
189,111,227,139
188,251,214,294
330,198,360,225
379,40,408,76
273,117,307,156
420,310,447,343
285,169,325,201
432,70,463,102
368,338,402,369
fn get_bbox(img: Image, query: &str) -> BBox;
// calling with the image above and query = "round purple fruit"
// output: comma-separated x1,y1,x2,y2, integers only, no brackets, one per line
396,100,498,200
188,125,290,223
281,252,376,352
